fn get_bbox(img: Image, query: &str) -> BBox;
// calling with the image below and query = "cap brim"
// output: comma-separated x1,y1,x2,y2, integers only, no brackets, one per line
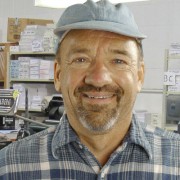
54,21,146,39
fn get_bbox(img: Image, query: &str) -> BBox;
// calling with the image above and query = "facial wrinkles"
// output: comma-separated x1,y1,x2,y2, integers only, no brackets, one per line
73,37,124,133
73,39,125,133
81,37,133,86
89,37,137,93
104,37,138,73
59,30,140,133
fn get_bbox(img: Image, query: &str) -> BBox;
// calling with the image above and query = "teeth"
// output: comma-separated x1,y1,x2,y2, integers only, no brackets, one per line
88,95,112,99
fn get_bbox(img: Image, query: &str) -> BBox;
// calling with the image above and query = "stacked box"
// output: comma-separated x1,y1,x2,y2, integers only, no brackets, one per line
19,25,47,52
29,58,41,79
49,61,54,79
30,96,42,111
18,57,30,79
7,18,54,42
10,60,19,78
43,24,58,53
12,83,57,110
39,60,54,79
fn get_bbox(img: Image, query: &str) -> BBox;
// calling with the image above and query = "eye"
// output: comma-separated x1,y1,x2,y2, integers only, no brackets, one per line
70,57,91,68
112,59,126,64
75,58,86,63
73,57,87,63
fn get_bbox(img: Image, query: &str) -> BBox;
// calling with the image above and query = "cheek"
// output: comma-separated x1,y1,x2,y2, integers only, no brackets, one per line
61,68,85,92
116,68,139,93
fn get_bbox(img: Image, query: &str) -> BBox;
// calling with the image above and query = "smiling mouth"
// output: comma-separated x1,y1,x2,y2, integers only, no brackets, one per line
85,95,114,99
82,92,116,100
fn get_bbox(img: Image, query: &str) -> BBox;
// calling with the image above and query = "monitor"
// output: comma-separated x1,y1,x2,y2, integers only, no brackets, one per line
166,95,180,124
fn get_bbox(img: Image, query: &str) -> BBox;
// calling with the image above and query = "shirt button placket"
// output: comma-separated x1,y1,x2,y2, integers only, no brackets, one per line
101,171,105,179
79,144,83,149
99,167,109,180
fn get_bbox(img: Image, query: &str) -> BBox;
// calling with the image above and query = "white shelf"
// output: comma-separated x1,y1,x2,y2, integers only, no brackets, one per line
164,125,177,131
166,91,180,95
168,54,180,59
10,51,55,55
7,52,55,88
18,108,42,112
10,79,54,83
7,51,56,118
162,49,180,130
141,89,163,93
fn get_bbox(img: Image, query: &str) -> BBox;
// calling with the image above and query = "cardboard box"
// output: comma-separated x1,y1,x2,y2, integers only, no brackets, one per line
0,43,18,87
7,18,54,42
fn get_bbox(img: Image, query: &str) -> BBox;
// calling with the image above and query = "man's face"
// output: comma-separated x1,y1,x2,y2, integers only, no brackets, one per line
54,30,144,134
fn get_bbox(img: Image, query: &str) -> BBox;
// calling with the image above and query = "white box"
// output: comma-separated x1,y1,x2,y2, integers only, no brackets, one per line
40,69,49,74
30,66,39,71
10,46,19,52
30,59,41,66
30,70,39,75
30,74,39,79
40,74,50,79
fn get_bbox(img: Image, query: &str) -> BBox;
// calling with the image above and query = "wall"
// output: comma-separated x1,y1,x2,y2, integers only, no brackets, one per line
0,0,63,41
1,0,180,125
128,0,180,118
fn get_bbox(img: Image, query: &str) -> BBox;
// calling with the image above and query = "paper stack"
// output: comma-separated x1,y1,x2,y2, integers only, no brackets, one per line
29,58,41,79
12,83,56,110
43,24,58,52
10,60,19,79
49,60,54,79
40,60,54,79
133,110,151,124
169,43,180,55
12,84,27,109
30,96,42,111
18,57,30,79
10,57,54,80
19,25,47,52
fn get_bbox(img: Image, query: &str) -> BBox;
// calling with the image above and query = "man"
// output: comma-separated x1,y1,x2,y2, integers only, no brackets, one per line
0,0,180,179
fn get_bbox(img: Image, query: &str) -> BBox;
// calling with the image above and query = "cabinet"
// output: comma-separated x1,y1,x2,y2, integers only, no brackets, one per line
0,43,18,88
163,49,180,131
0,44,7,88
7,52,57,112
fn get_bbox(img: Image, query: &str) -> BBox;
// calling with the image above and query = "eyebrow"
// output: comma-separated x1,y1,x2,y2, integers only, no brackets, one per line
69,47,91,56
110,49,133,59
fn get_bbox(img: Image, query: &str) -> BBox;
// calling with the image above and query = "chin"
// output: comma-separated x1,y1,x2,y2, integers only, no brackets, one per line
79,113,119,134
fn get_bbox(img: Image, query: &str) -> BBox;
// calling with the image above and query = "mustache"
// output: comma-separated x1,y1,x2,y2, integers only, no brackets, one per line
76,85,122,94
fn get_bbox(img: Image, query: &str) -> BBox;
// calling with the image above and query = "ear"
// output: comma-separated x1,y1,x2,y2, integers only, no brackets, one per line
54,60,62,93
137,61,145,92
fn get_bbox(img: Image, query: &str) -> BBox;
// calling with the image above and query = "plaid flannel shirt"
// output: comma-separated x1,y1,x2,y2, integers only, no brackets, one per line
0,114,180,180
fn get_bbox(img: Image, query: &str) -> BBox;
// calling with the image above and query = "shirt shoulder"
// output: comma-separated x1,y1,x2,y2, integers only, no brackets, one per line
0,126,56,167
144,124,180,141
143,124,180,159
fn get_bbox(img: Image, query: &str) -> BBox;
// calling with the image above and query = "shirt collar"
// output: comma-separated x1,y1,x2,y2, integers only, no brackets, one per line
52,114,152,160
51,114,79,158
128,117,153,159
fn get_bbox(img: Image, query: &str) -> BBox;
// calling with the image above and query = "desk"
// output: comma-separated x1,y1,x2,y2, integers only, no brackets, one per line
0,130,18,149
0,141,12,149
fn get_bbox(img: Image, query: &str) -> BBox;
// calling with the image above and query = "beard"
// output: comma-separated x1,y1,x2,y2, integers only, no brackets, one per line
77,104,119,134
74,85,122,134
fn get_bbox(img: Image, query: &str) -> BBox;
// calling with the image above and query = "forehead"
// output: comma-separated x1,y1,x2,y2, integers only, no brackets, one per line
61,29,136,44
58,29,138,57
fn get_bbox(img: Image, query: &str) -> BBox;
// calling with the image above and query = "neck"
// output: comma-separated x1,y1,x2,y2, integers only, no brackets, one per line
78,120,131,166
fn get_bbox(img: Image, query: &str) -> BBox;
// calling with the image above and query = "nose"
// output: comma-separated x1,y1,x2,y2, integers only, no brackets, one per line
85,60,112,87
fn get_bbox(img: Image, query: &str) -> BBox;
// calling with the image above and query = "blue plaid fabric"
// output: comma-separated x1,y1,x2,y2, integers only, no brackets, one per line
0,114,180,180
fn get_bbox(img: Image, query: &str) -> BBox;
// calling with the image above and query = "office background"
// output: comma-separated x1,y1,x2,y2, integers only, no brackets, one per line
0,0,180,126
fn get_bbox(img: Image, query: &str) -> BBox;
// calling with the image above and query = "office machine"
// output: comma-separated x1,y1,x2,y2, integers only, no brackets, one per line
166,95,180,124
0,89,20,130
41,95,64,122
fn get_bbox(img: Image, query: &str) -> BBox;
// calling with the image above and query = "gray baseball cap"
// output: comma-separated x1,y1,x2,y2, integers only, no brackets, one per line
54,0,146,42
